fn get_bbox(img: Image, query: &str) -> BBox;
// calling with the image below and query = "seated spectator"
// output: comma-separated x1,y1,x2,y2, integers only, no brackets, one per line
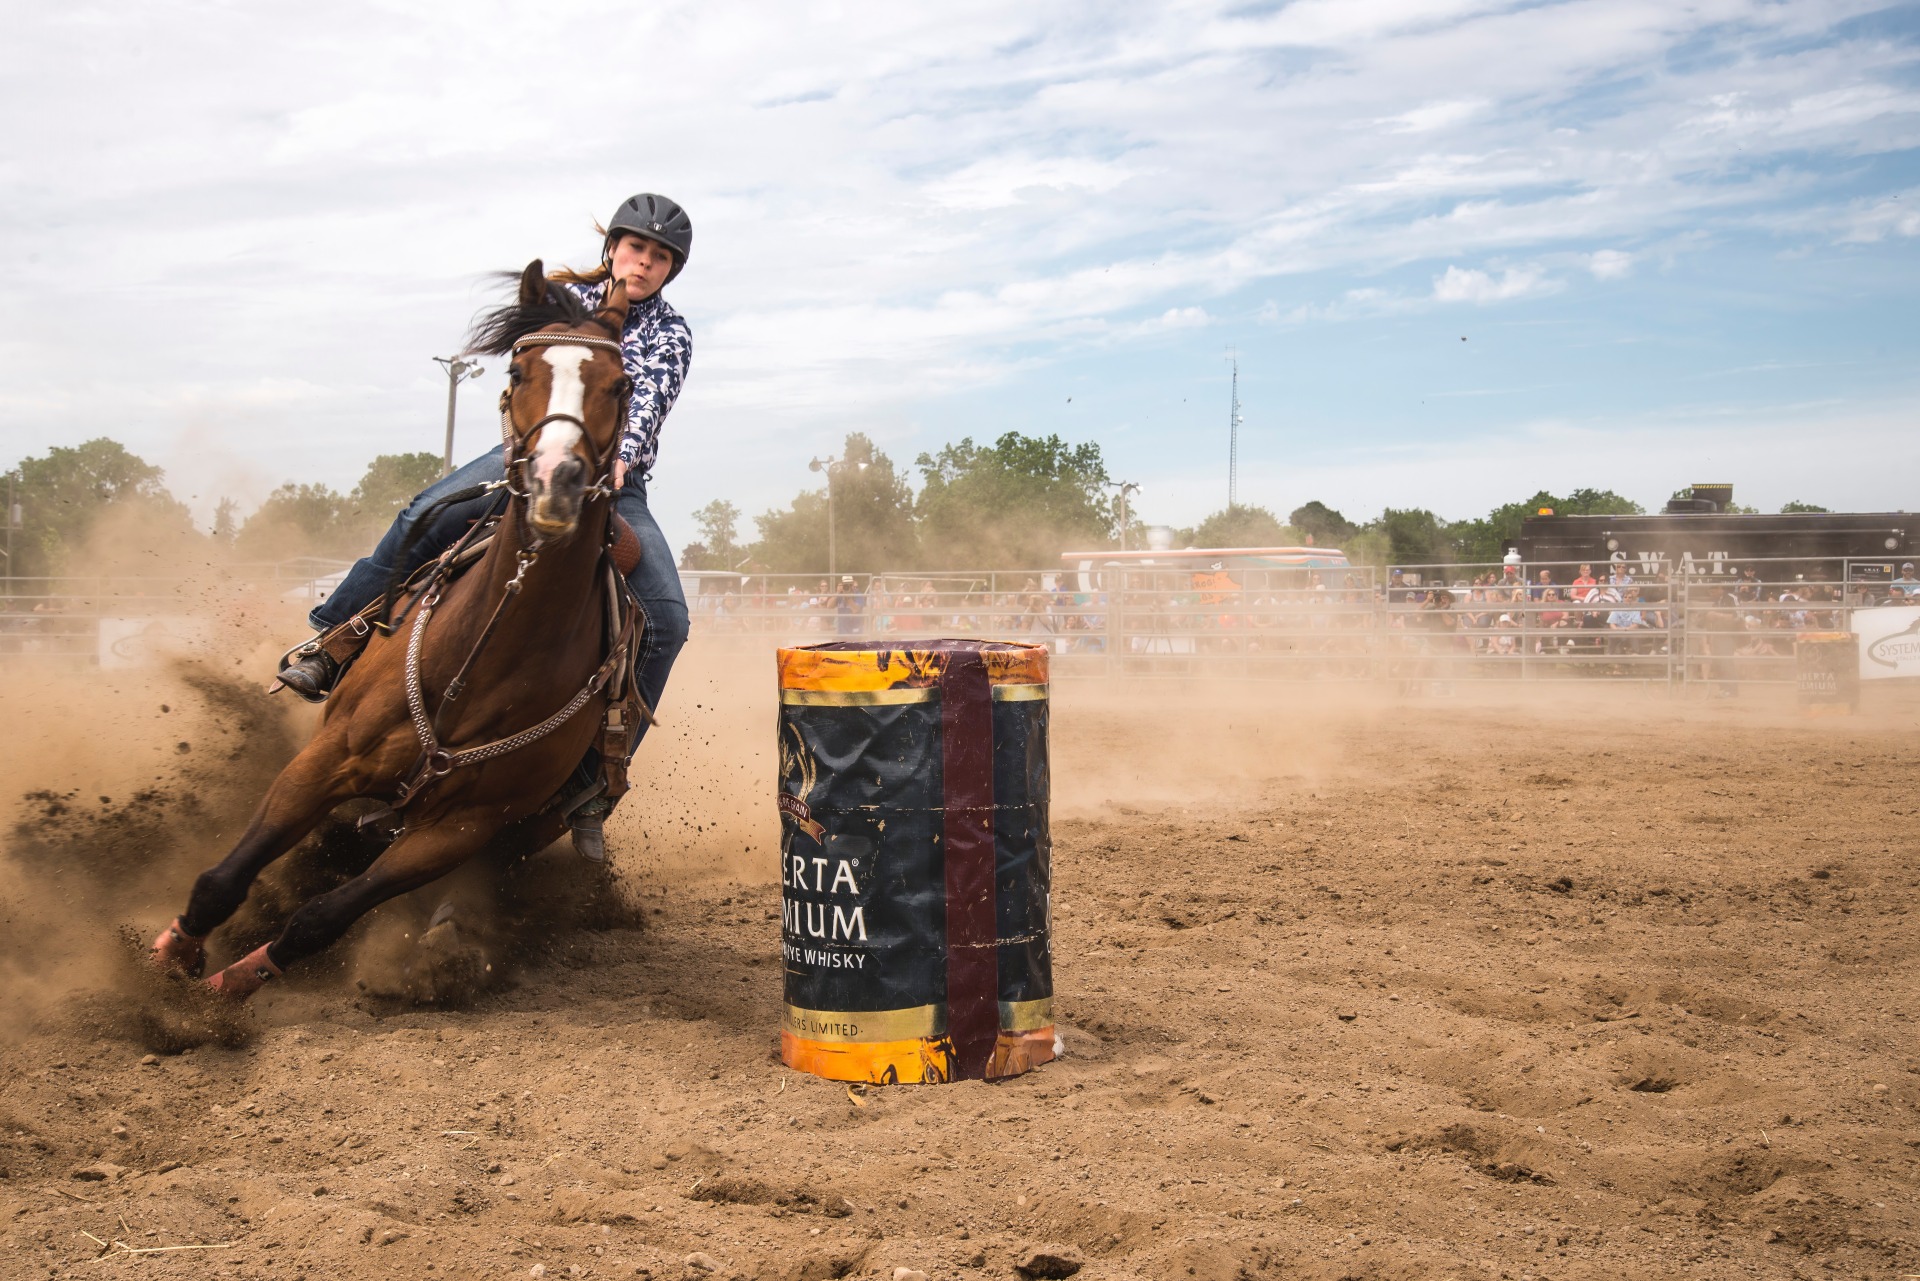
1607,588,1650,632
1535,588,1566,624
1736,614,1787,657
1460,588,1492,646
1543,589,1582,652
1490,612,1520,655
1570,563,1598,603
1896,562,1920,599
1607,587,1653,658
1531,568,1555,600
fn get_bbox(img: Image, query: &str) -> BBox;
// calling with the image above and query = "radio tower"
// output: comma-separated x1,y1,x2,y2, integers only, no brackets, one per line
1227,355,1243,508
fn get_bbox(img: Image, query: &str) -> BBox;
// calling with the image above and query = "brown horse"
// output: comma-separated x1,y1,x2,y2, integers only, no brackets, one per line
150,262,639,998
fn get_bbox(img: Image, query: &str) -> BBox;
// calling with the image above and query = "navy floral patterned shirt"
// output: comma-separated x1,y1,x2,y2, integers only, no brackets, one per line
562,281,692,473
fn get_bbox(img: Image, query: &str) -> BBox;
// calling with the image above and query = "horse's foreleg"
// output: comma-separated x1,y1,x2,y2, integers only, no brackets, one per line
156,755,355,974
208,820,487,998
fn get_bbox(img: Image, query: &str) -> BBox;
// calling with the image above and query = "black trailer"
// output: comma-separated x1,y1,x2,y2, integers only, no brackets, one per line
1514,491,1912,583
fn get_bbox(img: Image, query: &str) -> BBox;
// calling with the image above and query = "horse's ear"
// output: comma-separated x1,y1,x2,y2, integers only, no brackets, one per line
598,278,631,332
518,260,547,307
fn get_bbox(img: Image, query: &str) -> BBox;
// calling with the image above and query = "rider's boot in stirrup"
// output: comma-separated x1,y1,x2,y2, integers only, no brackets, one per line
278,646,340,702
570,796,612,863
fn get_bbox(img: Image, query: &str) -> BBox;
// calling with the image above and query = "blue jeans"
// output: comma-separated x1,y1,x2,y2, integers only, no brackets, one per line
310,445,688,751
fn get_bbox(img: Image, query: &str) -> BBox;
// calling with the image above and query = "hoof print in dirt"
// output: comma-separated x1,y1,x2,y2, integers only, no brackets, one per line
1485,1160,1555,1185
1014,1243,1085,1279
69,1162,126,1182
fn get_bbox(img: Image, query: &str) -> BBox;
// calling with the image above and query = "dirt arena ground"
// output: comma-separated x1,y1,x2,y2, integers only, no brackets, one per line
2,643,1917,1281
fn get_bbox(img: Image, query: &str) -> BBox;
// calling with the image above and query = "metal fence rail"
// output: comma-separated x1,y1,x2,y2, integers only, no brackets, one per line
4,555,1912,689
0,560,352,663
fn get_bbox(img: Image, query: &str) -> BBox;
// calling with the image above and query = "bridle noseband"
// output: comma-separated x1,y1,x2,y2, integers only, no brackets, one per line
498,330,628,504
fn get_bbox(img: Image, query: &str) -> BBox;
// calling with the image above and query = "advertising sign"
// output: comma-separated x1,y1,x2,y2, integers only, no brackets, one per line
1852,605,1920,681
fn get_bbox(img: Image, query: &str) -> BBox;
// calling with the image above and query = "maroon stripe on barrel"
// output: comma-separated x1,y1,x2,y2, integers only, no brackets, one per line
939,647,998,1080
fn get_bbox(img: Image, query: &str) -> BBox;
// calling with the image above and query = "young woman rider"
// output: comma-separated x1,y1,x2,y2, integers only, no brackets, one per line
276,193,695,860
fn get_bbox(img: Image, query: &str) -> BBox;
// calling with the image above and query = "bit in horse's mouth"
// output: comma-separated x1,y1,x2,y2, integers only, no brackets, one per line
530,495,581,537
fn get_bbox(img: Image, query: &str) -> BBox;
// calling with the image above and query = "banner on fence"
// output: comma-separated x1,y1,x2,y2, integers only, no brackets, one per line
1852,605,1920,681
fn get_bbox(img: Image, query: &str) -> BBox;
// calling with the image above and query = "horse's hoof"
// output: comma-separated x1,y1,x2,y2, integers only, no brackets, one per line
205,944,282,1001
149,919,206,980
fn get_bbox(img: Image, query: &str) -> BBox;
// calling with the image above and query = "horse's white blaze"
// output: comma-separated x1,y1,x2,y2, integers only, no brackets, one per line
531,346,591,484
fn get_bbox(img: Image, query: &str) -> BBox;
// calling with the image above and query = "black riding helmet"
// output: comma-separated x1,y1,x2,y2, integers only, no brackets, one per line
605,193,692,284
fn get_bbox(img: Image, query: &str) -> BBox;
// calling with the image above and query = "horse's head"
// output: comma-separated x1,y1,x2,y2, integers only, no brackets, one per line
471,260,633,542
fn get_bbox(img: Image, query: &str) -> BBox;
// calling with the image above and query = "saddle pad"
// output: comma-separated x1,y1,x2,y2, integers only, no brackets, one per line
611,515,642,576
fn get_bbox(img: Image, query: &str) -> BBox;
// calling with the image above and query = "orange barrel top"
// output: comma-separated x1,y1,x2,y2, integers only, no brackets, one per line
775,640,1053,1084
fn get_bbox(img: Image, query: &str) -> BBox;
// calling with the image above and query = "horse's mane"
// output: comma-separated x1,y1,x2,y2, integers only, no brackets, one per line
463,273,601,356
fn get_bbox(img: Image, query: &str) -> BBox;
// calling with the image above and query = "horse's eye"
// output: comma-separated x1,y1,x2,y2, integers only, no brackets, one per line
613,376,633,399
508,365,524,386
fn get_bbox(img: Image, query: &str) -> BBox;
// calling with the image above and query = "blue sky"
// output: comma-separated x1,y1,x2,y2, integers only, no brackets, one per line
2,1,1916,549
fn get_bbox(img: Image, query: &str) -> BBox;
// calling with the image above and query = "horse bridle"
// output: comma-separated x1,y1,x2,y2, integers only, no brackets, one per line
497,329,629,501
392,325,640,809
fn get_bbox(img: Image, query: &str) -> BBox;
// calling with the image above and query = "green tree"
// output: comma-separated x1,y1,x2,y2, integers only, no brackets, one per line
1372,507,1452,566
1448,490,1557,564
345,453,440,538
1561,488,1643,516
1450,488,1645,563
1183,503,1293,548
234,482,351,561
9,438,194,577
914,431,1112,569
232,452,439,563
682,499,742,570
1668,486,1754,514
1289,501,1357,546
751,433,917,573
1780,500,1829,514
212,498,240,545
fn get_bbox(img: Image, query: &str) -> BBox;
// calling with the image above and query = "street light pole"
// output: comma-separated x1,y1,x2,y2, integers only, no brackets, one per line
433,356,486,476
1108,480,1140,551
3,470,17,592
809,454,870,578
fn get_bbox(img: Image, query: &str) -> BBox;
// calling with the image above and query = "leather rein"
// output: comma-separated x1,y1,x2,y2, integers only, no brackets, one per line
394,327,638,809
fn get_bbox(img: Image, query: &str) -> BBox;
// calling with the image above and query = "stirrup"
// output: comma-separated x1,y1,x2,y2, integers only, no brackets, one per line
277,649,340,703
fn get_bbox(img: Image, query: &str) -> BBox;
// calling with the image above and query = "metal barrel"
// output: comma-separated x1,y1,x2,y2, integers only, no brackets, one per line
775,639,1054,1083
1795,632,1859,715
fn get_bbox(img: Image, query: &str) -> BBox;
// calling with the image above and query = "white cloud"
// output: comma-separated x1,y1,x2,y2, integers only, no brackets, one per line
1123,306,1212,338
923,154,1134,211
0,0,1913,527
1587,249,1634,279
1837,191,1920,244
1431,264,1558,303
1377,98,1488,134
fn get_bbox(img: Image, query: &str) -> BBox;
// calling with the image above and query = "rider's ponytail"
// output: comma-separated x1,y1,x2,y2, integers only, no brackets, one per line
548,220,615,287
